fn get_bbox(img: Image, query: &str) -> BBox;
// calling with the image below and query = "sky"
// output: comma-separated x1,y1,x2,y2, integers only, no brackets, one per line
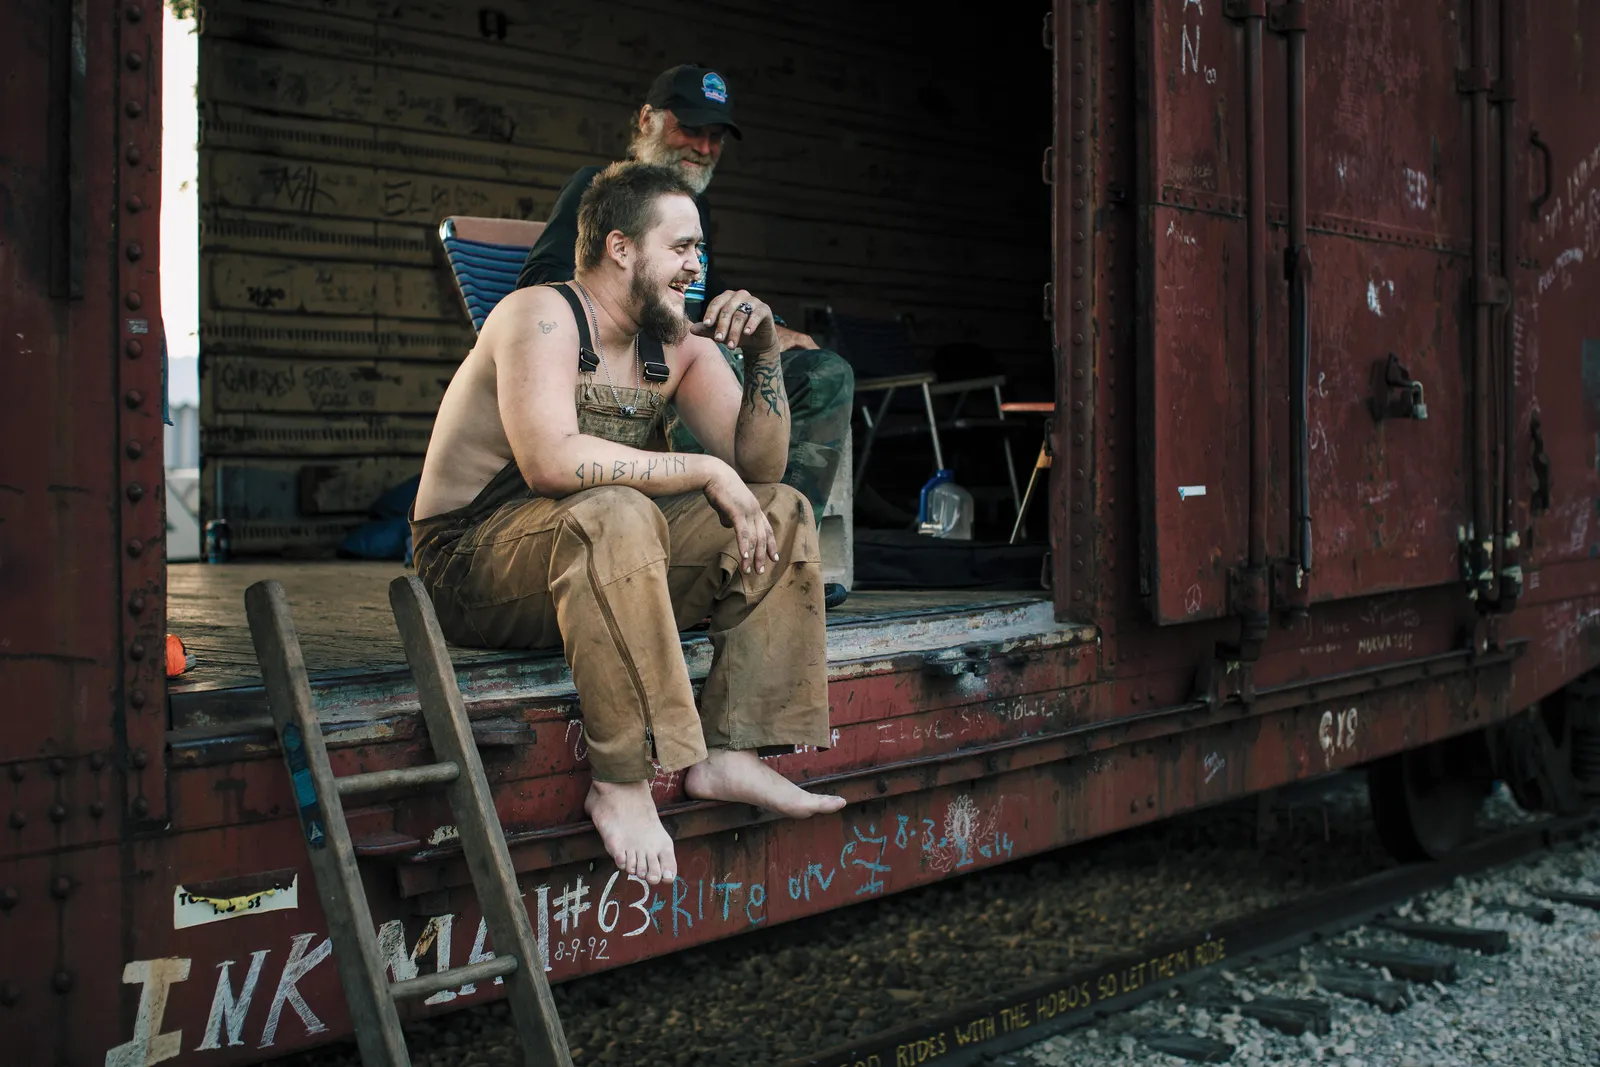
162,9,200,408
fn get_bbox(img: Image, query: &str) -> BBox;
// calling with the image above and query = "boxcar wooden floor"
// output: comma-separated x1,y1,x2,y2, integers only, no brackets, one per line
167,562,1048,695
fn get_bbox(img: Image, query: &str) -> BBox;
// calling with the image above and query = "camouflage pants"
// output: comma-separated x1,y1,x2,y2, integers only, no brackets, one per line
667,346,855,519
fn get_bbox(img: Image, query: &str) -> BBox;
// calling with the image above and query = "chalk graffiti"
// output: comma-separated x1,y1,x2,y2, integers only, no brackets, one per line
1318,707,1359,768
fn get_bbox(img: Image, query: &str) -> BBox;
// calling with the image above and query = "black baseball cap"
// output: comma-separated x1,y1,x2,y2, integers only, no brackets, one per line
645,65,743,139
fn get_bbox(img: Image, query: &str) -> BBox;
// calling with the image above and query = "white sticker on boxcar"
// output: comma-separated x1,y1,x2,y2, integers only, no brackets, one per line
1178,485,1207,500
173,875,299,929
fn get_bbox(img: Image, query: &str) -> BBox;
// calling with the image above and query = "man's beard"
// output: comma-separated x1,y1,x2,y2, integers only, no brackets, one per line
635,132,716,194
630,262,689,346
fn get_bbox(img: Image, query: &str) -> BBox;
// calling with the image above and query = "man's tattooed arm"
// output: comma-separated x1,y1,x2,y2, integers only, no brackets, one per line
729,350,791,483
743,355,788,417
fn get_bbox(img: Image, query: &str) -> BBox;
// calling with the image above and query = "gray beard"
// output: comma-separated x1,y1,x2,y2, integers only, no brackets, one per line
630,267,689,346
636,138,716,195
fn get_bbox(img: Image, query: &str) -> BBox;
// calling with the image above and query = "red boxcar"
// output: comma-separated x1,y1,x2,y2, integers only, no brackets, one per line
3,1,1600,1064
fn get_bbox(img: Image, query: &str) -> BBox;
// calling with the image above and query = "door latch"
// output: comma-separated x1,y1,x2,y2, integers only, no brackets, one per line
1369,354,1428,422
1530,414,1551,515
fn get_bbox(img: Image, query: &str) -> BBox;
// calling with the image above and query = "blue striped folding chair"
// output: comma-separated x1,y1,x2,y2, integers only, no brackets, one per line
438,217,549,333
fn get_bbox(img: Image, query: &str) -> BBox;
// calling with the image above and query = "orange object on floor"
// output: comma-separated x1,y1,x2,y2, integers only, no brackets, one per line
166,634,191,678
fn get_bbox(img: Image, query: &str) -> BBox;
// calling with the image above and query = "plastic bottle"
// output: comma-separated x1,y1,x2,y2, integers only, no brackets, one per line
917,469,974,540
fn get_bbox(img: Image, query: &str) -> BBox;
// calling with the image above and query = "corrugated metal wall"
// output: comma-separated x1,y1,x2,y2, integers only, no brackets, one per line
197,0,1051,555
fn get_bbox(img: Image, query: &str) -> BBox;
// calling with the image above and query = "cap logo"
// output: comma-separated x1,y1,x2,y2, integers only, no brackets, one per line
701,71,728,104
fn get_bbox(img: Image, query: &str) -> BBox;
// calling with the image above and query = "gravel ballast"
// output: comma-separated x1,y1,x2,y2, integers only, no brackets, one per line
1018,826,1600,1067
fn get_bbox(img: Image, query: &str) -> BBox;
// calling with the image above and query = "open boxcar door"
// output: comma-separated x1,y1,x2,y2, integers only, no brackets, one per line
1135,0,1481,624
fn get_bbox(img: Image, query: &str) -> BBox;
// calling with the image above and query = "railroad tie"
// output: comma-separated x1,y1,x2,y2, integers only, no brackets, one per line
1376,919,1511,955
1542,889,1600,912
1482,901,1557,924
1335,949,1457,984
246,576,574,1067
1141,1033,1234,1063
1313,970,1413,1013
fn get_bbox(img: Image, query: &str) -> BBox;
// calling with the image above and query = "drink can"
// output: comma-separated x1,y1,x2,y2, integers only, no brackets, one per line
203,518,232,564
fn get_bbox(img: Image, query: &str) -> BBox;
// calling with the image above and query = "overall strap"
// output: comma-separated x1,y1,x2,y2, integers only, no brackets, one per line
542,282,599,372
639,331,669,383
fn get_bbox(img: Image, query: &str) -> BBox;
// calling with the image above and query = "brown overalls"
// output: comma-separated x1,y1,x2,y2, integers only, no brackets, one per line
410,287,831,782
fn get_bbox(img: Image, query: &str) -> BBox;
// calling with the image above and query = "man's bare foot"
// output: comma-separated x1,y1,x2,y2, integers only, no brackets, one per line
684,749,847,817
584,780,677,884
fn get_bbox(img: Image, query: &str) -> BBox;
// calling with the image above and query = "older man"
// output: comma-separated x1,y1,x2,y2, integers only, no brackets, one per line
515,66,853,605
414,162,845,885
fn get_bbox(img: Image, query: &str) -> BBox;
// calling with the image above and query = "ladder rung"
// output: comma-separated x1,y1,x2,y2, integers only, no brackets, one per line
336,762,460,798
389,954,519,1001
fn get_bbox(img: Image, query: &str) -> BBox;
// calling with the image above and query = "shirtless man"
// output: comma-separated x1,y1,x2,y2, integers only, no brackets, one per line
412,161,846,885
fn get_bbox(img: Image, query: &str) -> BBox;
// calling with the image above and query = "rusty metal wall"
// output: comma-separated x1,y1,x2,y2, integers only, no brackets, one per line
0,0,169,1060
194,0,1054,556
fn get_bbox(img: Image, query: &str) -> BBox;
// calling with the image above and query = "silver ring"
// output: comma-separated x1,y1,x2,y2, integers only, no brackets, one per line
737,301,754,314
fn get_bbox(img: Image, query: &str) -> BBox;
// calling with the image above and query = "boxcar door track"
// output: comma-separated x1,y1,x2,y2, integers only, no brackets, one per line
246,576,574,1067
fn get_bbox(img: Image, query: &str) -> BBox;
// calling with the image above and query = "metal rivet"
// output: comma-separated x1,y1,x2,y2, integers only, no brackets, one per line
132,797,150,817
125,440,144,459
1072,28,1083,39
1072,198,1084,209
1073,164,1084,176
1073,62,1084,73
1072,588,1084,599
1147,688,1156,701
125,145,142,166
1131,691,1140,704
129,642,146,661
875,778,889,795
125,100,143,119
1072,266,1084,277
1073,130,1085,142
6,766,21,783
1072,299,1084,310
48,758,65,776
1129,800,1139,813
1073,231,1085,243
1072,333,1084,345
0,888,17,911
1072,401,1084,412
125,242,143,262
89,801,105,818
0,981,18,1007
1073,368,1084,379
128,594,145,615
126,195,145,213
124,291,142,309
49,804,67,824
131,749,149,769
125,51,143,71
1072,502,1084,514
1073,468,1084,479
1073,97,1084,109
1073,535,1084,546
129,690,147,710
7,811,23,829
1146,795,1156,809
52,971,73,995
88,752,106,771
126,539,144,558
125,390,143,409
1074,433,1085,444
125,483,144,503
1073,559,1084,571
125,339,143,358
126,3,143,21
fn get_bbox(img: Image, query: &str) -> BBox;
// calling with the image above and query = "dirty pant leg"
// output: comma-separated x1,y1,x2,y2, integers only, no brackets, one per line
419,486,707,782
665,346,856,519
657,483,833,752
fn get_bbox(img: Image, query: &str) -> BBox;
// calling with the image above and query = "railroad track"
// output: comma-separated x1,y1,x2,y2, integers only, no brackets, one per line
266,785,1586,1067
787,810,1599,1067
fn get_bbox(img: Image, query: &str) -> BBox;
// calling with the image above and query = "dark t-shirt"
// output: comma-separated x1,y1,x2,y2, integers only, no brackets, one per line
513,165,730,320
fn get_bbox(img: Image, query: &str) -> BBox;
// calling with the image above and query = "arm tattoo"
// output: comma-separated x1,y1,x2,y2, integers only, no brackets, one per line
743,359,787,417
573,453,689,488
538,320,556,334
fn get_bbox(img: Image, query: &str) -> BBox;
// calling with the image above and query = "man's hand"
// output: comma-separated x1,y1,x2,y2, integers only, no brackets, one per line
691,290,779,356
773,324,819,351
702,466,780,574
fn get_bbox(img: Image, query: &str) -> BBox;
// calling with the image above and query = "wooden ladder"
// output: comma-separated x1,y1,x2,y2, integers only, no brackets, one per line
245,575,573,1067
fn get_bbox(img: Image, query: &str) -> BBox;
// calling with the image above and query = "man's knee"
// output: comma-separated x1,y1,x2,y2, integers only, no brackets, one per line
783,348,855,407
755,482,815,533
563,485,667,552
